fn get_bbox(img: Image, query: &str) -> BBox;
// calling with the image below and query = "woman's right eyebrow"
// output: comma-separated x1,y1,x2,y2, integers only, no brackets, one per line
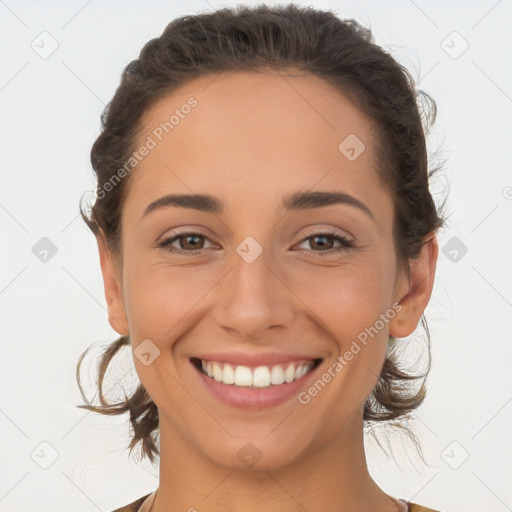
141,190,374,221
143,193,223,217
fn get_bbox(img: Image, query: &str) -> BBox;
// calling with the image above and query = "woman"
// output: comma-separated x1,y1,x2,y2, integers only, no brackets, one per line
76,4,446,511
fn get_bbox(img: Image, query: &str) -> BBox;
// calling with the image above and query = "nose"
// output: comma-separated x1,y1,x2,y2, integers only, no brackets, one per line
212,245,295,341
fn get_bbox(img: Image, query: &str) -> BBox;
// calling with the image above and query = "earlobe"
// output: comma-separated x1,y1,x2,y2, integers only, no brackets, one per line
96,234,129,336
389,233,439,338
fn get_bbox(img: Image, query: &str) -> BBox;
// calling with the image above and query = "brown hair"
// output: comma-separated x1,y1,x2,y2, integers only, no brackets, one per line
76,3,446,465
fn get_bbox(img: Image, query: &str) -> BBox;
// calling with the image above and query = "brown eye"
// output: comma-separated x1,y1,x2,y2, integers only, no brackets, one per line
295,232,354,255
156,230,354,257
158,232,215,254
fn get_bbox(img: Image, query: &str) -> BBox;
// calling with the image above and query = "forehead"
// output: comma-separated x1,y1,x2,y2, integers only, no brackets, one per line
126,69,392,226
137,69,376,156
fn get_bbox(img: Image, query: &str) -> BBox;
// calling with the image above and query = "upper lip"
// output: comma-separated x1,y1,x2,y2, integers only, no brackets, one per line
191,352,323,367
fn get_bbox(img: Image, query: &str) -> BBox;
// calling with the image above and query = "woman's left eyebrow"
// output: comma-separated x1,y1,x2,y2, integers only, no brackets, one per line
141,190,374,221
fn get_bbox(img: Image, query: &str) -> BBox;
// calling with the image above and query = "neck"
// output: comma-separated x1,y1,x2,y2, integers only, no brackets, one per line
148,409,400,512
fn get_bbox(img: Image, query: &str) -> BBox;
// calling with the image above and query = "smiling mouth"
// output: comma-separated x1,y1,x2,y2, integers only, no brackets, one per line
190,357,323,388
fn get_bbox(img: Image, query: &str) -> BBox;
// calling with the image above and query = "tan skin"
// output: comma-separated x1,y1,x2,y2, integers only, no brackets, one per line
97,69,438,511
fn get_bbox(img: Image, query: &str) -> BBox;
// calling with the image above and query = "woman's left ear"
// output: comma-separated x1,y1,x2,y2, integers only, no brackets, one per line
389,233,439,338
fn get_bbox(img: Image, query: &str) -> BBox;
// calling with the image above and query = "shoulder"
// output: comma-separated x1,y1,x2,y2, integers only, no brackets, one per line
110,493,152,512
408,502,444,512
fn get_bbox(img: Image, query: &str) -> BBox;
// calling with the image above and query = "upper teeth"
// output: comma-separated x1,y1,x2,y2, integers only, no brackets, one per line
201,360,315,388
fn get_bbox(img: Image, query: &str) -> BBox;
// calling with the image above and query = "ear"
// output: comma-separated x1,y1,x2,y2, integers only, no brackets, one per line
389,233,439,338
96,234,129,336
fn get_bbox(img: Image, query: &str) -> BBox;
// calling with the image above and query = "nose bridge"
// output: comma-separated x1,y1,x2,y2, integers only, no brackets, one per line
212,237,294,338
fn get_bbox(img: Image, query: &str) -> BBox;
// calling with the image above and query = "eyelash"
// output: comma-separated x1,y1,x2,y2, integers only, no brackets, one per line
157,230,355,257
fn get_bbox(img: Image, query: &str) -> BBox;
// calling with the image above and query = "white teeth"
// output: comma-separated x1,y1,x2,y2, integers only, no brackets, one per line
253,366,271,387
222,363,235,384
212,362,223,382
234,365,253,386
296,364,308,379
199,359,316,387
270,365,285,385
284,363,295,383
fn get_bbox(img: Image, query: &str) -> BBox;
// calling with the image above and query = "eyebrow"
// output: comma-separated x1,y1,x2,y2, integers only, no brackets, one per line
142,190,374,220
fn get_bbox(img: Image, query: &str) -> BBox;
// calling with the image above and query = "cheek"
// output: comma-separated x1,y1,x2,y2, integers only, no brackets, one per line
122,257,218,343
288,259,395,340
286,256,395,394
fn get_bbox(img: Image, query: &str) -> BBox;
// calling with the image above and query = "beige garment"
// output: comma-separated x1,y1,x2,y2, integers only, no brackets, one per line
111,492,442,512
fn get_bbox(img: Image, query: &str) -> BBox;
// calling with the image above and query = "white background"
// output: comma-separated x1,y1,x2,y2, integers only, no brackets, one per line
0,1,511,511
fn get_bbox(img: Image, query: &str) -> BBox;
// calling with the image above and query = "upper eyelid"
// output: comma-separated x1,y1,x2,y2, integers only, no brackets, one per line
299,228,352,241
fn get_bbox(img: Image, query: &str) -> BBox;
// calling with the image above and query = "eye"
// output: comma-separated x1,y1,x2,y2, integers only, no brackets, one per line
157,230,355,256
294,231,354,255
158,232,216,255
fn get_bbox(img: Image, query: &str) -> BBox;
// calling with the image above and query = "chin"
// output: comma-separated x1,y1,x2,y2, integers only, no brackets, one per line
199,436,309,472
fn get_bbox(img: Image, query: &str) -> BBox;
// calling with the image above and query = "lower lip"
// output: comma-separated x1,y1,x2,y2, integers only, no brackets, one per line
193,360,321,410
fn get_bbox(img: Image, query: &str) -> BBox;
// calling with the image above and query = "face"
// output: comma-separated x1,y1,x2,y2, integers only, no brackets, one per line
98,69,437,471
